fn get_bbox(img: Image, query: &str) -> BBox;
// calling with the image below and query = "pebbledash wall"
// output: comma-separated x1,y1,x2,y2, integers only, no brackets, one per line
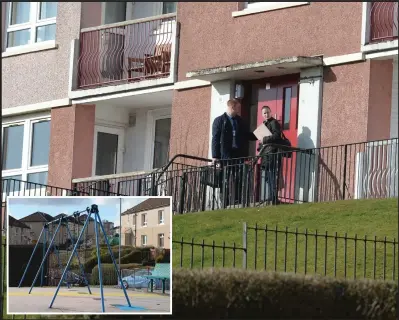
169,2,395,160
1,2,112,189
1,2,396,194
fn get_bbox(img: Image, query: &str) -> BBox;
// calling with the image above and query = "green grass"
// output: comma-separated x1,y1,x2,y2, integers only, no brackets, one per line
172,198,398,280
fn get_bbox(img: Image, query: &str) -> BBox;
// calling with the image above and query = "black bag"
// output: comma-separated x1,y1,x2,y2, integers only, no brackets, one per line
201,164,224,188
279,132,292,158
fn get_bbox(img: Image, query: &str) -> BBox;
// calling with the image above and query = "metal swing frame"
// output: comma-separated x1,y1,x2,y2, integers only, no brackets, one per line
48,204,131,312
18,211,91,294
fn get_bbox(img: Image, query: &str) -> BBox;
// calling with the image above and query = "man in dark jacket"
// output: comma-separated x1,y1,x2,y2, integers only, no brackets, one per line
211,99,257,207
212,99,256,161
257,105,283,205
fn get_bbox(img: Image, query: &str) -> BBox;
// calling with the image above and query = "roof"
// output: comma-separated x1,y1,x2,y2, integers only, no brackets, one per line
20,211,54,223
121,198,170,216
8,216,30,229
78,214,95,222
53,213,84,225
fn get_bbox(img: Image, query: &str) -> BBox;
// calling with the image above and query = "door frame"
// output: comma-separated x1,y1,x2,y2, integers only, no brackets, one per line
92,125,125,176
144,108,172,171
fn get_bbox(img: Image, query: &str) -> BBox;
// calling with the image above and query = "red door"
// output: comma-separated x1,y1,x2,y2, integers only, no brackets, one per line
256,78,299,203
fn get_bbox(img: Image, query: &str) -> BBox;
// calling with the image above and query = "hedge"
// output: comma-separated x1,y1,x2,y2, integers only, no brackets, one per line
170,269,397,319
90,263,142,285
84,248,133,273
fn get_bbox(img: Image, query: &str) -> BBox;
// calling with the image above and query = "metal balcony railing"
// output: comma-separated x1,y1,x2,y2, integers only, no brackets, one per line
77,13,177,89
2,138,398,217
369,2,398,43
70,138,398,214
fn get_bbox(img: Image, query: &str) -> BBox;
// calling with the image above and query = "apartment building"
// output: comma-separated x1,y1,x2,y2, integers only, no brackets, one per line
120,198,171,249
8,215,32,245
1,2,397,205
2,2,178,194
102,220,115,235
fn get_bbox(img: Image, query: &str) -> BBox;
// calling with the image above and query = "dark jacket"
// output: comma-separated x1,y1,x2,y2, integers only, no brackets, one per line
212,113,257,160
258,117,283,168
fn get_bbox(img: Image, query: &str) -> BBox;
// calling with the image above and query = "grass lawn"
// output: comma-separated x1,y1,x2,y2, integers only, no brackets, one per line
172,198,398,280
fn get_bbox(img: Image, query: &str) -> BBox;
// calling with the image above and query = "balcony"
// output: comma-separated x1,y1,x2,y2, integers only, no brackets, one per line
70,13,178,95
367,2,398,44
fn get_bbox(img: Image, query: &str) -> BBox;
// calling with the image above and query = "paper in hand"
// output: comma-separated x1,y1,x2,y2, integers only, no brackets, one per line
253,123,272,141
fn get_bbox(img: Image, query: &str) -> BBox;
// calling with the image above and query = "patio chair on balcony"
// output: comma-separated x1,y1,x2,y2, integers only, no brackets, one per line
127,44,171,80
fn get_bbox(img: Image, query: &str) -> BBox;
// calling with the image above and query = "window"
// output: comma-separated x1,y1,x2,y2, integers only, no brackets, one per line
141,235,147,246
133,215,137,226
158,233,164,248
5,2,57,50
2,116,51,192
162,2,177,14
282,87,292,130
141,213,147,227
158,210,164,224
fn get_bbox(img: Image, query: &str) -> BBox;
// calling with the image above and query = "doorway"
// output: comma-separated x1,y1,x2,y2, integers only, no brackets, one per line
146,109,172,170
92,126,125,176
244,75,300,203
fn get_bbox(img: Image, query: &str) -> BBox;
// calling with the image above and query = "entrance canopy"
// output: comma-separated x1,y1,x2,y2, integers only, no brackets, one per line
186,56,323,82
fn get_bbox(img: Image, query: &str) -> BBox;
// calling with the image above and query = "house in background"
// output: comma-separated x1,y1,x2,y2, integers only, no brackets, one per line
18,212,54,244
102,220,115,235
78,214,97,238
8,215,32,245
52,213,84,244
121,198,171,249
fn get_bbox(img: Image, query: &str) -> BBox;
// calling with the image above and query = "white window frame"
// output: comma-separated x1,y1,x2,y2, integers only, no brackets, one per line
2,114,51,197
141,234,147,246
233,2,309,18
4,2,57,53
141,213,147,227
158,210,164,224
158,233,164,248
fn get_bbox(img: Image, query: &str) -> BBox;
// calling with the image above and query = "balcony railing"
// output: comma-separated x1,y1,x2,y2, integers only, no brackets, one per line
77,13,177,89
71,162,203,197
369,2,398,43
3,139,398,217
72,138,398,214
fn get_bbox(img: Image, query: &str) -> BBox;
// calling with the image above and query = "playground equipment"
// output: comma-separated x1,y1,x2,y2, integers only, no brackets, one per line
18,210,91,293
49,204,131,312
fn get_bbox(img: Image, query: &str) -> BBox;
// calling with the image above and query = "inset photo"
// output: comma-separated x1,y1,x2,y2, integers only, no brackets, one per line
6,196,172,315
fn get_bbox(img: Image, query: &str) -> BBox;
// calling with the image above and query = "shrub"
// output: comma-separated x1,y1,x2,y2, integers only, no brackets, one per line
90,263,142,285
119,250,143,264
84,248,132,273
171,269,397,319
156,249,170,263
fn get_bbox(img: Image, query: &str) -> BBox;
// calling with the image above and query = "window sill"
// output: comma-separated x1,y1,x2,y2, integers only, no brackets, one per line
232,2,309,18
2,41,58,58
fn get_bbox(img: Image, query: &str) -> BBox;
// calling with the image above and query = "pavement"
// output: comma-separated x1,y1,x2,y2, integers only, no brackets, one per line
7,286,171,314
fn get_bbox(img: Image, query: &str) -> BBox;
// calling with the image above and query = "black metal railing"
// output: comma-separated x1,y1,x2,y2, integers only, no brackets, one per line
70,137,399,214
172,223,398,281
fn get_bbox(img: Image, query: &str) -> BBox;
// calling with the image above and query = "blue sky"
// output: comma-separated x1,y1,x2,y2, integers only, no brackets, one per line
7,197,148,227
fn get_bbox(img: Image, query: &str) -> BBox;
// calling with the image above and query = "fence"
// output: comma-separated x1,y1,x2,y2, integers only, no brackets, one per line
172,222,398,281
70,138,398,214
369,2,398,43
78,13,177,89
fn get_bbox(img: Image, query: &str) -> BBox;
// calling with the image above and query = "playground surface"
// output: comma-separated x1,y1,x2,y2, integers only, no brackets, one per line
7,286,171,314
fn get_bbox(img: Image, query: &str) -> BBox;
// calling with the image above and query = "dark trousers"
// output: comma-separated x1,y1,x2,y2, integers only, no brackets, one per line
220,150,245,207
262,158,282,204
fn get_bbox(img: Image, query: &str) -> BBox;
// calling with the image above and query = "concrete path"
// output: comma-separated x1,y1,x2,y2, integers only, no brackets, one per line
7,287,171,314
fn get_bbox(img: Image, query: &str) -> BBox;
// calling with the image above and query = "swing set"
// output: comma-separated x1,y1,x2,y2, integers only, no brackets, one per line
18,204,132,313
